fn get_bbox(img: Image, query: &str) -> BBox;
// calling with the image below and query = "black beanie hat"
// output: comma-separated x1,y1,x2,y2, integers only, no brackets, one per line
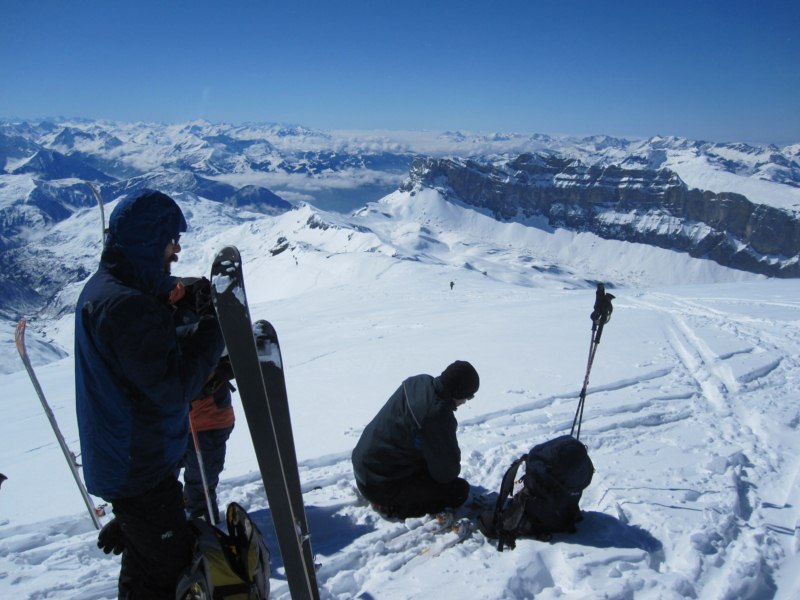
440,360,480,400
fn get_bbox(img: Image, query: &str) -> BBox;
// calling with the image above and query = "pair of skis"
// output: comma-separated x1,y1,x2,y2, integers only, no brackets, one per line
211,246,320,599
390,513,474,565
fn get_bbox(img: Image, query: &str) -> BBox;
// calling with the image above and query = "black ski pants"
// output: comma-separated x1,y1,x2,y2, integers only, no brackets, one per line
112,475,194,600
357,472,470,518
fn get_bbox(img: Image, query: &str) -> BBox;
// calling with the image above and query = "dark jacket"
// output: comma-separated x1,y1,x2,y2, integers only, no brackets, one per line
352,374,461,488
75,190,225,500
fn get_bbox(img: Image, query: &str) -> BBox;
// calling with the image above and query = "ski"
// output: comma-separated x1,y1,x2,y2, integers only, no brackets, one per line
403,496,494,562
252,319,317,585
382,513,473,570
14,319,104,530
84,181,106,248
210,246,319,600
409,517,473,562
382,512,457,554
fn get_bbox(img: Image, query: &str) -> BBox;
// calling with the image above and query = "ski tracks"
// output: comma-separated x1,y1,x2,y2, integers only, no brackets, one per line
0,514,118,599
617,290,800,599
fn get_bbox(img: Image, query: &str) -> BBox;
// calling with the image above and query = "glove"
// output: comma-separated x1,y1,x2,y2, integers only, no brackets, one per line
97,518,126,555
177,276,214,317
201,355,236,397
590,283,615,325
215,355,235,382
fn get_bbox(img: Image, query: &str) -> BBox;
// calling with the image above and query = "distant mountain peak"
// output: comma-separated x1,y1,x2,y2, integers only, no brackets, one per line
11,148,114,182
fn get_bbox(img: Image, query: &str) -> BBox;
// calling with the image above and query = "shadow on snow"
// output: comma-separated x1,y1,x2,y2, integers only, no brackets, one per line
560,510,663,557
248,503,373,578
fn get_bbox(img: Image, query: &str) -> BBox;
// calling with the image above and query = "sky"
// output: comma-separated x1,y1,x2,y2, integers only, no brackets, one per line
1,0,799,144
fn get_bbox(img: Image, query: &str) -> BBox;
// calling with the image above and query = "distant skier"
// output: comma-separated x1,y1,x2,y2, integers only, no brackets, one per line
352,360,480,518
450,281,454,291
0,473,6,490
75,190,224,599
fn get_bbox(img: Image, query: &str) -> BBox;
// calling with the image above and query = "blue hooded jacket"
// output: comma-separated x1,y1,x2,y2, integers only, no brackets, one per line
75,190,225,500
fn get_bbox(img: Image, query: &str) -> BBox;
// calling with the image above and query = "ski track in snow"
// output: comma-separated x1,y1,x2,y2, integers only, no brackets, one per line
614,292,800,599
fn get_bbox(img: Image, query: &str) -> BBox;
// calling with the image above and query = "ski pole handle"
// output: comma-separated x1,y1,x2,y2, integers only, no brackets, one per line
590,283,615,344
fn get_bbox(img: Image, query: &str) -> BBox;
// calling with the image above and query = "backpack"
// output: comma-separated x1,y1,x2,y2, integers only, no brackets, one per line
175,502,271,600
478,435,594,551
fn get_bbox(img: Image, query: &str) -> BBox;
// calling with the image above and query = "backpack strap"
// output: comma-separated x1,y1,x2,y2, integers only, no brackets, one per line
490,454,527,552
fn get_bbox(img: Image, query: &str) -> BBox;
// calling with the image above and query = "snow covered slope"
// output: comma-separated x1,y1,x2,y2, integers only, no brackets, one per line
2,190,798,599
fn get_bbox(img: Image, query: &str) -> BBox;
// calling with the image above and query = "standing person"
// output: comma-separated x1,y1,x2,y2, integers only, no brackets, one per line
183,357,235,523
75,189,225,599
352,360,480,518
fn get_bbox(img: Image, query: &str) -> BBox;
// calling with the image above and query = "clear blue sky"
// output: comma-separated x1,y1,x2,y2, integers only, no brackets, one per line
2,0,798,144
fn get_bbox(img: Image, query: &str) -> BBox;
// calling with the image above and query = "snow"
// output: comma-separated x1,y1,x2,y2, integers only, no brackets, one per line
1,190,799,599
662,152,800,211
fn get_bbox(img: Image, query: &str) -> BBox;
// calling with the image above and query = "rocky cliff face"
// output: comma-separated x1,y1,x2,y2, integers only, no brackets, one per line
405,155,800,277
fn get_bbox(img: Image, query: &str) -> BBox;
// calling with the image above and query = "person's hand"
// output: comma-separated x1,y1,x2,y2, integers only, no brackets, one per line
97,518,125,555
201,356,236,397
179,276,214,317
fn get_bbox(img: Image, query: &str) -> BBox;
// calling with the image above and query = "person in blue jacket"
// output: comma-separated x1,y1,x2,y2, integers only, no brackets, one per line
75,189,225,600
352,360,480,518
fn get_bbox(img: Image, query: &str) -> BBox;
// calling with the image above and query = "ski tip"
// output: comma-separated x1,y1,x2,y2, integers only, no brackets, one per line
252,319,278,340
214,245,241,261
210,247,246,299
15,318,27,351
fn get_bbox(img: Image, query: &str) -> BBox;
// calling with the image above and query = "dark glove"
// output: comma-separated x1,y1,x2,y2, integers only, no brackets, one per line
178,276,214,317
200,355,236,397
590,283,615,325
215,355,235,382
97,517,126,555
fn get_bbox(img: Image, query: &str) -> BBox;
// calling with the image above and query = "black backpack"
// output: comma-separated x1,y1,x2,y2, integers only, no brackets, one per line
175,502,271,600
479,435,594,551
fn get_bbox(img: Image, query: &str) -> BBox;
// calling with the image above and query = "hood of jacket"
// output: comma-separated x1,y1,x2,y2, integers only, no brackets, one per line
101,189,187,297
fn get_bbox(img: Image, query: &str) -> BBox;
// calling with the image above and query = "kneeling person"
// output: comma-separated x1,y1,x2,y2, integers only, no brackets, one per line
352,360,479,518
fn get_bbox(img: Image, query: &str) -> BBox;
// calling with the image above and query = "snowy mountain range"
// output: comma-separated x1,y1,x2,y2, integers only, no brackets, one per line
1,118,799,320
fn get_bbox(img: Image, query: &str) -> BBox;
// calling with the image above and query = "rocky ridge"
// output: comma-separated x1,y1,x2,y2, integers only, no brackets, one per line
406,155,800,276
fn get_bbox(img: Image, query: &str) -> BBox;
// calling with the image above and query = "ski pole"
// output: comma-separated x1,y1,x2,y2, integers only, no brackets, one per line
570,284,615,440
15,319,103,530
84,181,106,249
189,413,217,525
